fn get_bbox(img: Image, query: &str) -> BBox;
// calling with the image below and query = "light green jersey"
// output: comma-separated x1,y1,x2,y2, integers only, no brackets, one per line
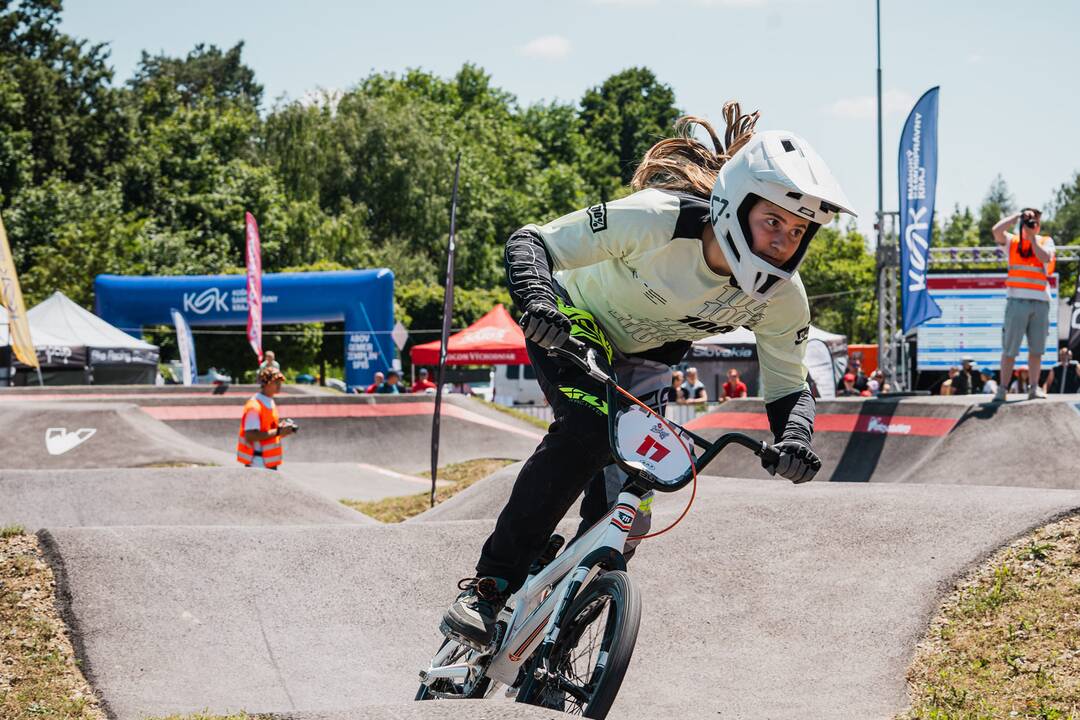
526,188,811,403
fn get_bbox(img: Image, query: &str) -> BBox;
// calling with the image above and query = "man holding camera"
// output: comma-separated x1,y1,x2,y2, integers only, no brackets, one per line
992,207,1056,401
236,366,298,470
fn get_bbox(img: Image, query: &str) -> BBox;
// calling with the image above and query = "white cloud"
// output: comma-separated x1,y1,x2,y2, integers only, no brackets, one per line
519,35,572,61
967,53,984,64
823,89,916,120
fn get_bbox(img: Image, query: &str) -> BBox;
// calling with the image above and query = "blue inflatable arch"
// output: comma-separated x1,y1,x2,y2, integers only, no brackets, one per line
94,269,395,389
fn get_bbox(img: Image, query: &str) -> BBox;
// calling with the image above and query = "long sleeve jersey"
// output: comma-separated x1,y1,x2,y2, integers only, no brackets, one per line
506,187,815,445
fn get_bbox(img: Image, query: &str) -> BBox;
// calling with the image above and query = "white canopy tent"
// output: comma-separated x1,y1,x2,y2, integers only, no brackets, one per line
688,325,848,399
3,292,159,385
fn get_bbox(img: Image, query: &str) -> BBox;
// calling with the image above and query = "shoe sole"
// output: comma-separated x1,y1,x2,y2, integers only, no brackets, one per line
439,620,494,654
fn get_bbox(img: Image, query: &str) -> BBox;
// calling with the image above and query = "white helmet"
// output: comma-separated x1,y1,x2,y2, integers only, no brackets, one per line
709,130,855,301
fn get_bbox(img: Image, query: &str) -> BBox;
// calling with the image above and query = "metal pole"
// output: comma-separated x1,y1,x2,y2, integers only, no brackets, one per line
875,0,887,383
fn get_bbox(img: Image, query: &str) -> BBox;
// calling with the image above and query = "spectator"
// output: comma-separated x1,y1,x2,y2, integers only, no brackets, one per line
1008,367,1030,395
661,369,686,407
376,369,408,394
980,371,999,396
236,366,297,471
940,366,958,396
838,373,859,397
841,357,869,393
992,207,1056,401
364,372,385,394
1045,348,1080,394
258,350,280,372
411,367,438,393
681,366,708,405
866,369,885,396
952,356,975,395
722,368,748,400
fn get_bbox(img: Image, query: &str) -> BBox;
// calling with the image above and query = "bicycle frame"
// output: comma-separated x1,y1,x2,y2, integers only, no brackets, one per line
418,341,779,697
420,486,643,692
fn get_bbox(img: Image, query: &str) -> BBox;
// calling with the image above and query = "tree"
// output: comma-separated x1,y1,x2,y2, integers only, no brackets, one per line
129,42,263,111
0,0,128,202
800,223,877,343
1046,171,1080,246
976,174,1014,244
940,204,979,247
579,67,680,198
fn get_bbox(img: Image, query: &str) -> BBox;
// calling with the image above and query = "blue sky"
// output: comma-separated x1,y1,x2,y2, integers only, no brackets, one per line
63,0,1080,241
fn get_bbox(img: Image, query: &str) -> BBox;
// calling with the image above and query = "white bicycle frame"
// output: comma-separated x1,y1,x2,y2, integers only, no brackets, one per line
420,489,643,692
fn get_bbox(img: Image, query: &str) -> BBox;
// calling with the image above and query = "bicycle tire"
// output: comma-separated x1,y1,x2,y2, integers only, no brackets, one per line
415,637,491,700
516,570,641,718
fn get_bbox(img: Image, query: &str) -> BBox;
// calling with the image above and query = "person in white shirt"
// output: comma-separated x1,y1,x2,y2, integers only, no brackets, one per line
980,371,999,395
441,102,856,649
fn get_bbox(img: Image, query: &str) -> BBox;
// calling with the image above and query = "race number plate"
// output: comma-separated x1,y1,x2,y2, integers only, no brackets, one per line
614,406,692,485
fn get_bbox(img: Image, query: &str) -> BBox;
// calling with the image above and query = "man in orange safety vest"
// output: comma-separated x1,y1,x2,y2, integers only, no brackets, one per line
992,207,1056,401
237,366,297,469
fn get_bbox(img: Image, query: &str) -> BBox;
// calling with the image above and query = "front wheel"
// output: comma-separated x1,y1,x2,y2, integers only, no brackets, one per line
517,570,641,718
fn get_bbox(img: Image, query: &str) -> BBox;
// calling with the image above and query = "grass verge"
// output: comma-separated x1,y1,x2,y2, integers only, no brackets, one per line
0,530,105,720
341,457,516,523
901,514,1080,719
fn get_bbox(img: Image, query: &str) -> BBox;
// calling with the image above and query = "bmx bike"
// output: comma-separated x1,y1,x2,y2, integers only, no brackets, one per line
417,338,780,717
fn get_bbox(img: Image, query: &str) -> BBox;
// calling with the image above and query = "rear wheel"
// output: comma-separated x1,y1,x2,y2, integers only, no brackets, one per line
517,571,641,718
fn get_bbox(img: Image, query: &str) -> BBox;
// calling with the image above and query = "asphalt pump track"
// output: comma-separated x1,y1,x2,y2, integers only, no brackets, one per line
4,390,1080,717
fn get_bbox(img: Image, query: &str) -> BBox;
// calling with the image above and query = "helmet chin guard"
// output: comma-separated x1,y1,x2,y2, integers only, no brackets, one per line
710,130,855,301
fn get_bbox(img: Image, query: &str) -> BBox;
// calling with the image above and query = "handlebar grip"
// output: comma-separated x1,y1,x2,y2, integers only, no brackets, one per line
759,443,781,469
562,336,587,353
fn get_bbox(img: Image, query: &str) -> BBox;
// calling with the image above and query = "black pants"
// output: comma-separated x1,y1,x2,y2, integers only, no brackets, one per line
475,300,663,591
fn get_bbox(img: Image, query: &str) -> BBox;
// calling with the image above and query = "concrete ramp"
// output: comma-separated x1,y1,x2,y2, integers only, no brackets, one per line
148,396,543,474
42,481,1080,719
687,395,1080,487
409,462,525,523
1,467,372,530
0,402,230,469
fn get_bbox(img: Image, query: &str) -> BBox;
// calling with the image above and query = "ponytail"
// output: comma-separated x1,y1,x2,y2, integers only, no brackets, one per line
631,101,760,197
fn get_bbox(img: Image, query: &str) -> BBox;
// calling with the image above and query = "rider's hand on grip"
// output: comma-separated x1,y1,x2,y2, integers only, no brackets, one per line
762,440,820,484
520,301,571,349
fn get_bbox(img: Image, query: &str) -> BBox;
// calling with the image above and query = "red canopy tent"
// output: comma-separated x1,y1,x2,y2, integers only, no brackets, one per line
410,304,530,366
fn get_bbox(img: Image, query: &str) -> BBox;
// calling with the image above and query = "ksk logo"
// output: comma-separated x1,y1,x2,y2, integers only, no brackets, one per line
45,428,97,456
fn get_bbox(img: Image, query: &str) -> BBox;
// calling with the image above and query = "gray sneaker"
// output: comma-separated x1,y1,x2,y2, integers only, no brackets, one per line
1028,387,1047,400
992,386,1007,402
440,577,509,650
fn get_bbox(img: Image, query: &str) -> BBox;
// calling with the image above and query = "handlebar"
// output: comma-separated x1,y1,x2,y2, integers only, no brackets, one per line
547,338,780,493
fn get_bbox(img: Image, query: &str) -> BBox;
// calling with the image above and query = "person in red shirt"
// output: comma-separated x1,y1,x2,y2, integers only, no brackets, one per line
411,367,438,393
722,367,748,400
362,371,384,394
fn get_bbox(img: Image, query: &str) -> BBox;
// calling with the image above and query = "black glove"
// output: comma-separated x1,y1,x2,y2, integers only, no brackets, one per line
520,302,571,349
763,440,820,484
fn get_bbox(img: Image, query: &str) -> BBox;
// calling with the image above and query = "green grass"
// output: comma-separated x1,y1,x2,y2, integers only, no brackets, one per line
341,458,516,523
1,524,24,539
901,515,1080,720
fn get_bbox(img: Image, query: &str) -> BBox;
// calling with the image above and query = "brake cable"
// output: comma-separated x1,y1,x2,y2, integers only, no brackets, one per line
613,383,699,541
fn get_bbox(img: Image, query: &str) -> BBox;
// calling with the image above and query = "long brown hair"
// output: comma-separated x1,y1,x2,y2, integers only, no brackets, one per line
631,101,760,197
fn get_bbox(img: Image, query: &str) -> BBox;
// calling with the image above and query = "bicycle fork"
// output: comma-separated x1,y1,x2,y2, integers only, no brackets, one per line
528,499,638,682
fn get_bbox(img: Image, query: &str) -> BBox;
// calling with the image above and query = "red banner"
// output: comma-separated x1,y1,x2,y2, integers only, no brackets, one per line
244,212,263,360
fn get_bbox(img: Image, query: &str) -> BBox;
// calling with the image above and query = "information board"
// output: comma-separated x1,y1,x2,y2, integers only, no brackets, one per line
916,273,1057,371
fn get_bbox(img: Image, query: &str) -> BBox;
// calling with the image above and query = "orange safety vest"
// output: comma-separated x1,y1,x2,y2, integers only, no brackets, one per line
237,395,283,468
1005,233,1055,299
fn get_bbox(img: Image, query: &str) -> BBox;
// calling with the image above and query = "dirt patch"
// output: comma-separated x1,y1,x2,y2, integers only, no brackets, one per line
0,531,105,720
901,514,1080,719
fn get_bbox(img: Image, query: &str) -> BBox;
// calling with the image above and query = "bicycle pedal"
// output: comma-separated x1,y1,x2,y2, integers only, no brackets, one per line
438,621,494,654
528,533,566,575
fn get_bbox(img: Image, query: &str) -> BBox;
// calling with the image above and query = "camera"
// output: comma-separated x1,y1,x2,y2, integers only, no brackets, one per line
281,418,299,433
1022,217,1038,228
